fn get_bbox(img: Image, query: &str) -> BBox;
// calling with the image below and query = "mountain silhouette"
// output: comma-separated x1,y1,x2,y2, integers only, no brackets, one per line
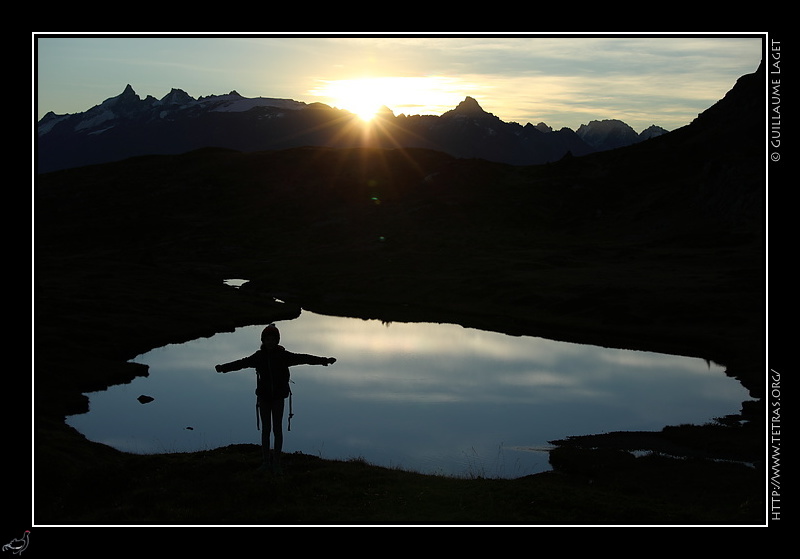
36,88,666,173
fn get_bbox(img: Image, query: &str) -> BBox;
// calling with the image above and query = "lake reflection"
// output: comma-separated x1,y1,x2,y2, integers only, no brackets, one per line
66,311,749,479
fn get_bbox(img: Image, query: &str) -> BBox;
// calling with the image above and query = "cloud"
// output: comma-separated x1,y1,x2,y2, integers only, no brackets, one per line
37,34,763,139
305,35,762,130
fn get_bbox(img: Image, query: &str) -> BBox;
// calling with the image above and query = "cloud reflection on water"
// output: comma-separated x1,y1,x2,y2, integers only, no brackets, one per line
66,311,748,478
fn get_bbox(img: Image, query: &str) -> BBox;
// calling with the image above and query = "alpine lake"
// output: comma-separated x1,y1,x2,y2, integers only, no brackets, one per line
66,280,751,480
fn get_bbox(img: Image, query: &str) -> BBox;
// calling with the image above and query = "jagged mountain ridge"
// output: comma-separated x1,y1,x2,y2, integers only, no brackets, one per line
36,86,667,173
577,119,668,151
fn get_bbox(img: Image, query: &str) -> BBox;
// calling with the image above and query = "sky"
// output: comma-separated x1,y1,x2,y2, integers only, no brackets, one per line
34,33,765,133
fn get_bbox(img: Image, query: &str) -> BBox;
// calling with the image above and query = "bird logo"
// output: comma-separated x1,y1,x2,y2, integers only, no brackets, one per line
2,531,29,555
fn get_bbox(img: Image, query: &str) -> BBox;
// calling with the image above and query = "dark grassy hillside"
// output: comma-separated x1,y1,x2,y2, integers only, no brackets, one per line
31,64,766,527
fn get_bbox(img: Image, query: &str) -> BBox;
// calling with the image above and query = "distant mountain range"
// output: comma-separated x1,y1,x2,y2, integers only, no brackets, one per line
36,85,668,173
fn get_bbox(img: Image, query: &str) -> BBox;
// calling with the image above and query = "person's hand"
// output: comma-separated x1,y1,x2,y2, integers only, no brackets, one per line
325,358,336,366
215,365,224,373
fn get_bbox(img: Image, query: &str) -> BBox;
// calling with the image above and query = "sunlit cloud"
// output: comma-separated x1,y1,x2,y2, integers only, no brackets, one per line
37,34,763,133
328,35,760,131
307,75,486,120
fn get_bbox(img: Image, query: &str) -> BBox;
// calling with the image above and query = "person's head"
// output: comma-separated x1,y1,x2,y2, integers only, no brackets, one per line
261,323,280,346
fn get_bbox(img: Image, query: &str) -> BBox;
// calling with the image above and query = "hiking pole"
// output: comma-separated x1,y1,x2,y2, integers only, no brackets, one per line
288,388,293,431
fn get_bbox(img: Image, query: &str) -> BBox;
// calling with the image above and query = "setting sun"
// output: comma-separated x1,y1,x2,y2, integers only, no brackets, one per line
309,76,477,121
324,78,387,121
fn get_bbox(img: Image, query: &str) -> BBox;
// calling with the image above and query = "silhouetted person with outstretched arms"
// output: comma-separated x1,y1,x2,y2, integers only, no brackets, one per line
215,323,336,473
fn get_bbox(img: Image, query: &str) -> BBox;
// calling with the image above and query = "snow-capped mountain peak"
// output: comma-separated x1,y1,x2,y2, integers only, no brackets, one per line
36,85,670,174
38,85,312,137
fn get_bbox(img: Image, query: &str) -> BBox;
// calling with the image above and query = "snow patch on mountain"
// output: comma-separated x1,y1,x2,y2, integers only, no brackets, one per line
204,94,308,113
37,112,70,135
37,85,312,137
36,85,672,173
74,109,117,132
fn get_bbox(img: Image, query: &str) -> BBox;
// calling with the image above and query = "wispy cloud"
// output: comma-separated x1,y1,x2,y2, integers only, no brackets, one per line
290,35,762,130
36,34,763,131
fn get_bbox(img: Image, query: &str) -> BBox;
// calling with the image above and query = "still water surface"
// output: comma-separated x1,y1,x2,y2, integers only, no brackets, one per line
66,310,749,478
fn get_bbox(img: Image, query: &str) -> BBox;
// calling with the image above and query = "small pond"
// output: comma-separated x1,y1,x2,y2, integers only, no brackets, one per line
66,307,749,479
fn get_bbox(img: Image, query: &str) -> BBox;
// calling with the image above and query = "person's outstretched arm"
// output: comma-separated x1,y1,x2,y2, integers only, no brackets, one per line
286,352,336,367
215,352,258,373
